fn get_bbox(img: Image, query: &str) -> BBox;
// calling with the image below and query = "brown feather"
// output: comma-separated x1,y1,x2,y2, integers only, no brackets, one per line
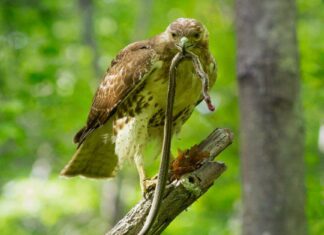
74,41,159,144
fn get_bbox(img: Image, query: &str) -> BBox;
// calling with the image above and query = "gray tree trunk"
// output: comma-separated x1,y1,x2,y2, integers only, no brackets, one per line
235,0,307,235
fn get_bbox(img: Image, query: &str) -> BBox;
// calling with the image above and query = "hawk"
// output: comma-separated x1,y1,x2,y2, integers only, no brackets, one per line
60,18,217,193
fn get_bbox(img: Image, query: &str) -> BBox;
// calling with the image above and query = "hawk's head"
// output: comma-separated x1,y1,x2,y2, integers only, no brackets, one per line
165,18,209,53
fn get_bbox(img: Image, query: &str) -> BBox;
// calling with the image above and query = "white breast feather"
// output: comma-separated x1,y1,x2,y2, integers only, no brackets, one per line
114,113,151,166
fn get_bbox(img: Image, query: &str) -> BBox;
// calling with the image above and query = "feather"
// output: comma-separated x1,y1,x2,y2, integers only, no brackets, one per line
60,119,118,178
73,41,158,144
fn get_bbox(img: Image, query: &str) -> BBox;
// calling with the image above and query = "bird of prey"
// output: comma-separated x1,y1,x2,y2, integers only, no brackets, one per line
60,18,217,193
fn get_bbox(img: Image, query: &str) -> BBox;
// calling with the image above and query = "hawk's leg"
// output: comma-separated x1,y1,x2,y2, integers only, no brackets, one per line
134,152,149,197
135,151,175,197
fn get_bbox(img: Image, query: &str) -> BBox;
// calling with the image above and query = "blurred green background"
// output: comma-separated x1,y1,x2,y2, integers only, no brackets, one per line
0,0,323,234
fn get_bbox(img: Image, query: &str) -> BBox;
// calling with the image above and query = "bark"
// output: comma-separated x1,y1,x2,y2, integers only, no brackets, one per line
235,0,306,235
106,128,233,235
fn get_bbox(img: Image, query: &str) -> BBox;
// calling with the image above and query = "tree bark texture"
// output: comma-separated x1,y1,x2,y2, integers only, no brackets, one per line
106,128,233,235
235,0,306,235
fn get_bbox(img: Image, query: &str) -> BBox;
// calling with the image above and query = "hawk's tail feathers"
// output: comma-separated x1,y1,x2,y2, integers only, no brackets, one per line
60,147,117,178
61,121,118,179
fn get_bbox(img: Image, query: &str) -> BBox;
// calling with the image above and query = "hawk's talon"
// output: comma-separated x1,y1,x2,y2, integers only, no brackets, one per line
142,176,158,199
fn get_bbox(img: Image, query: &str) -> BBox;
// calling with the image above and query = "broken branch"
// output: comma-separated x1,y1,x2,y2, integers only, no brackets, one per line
106,128,233,235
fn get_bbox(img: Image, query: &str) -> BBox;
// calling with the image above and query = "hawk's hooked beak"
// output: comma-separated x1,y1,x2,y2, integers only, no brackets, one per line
179,37,189,52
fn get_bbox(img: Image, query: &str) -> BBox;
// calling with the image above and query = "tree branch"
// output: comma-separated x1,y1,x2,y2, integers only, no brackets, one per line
106,128,233,235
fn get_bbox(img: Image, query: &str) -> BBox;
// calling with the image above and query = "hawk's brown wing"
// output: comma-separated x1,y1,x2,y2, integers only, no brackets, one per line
74,40,159,144
60,40,160,178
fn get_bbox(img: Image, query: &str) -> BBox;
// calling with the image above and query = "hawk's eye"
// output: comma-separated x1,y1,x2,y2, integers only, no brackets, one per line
171,32,177,38
193,33,200,39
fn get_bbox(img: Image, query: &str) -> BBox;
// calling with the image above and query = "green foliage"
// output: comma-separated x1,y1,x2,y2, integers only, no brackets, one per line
0,0,322,234
298,1,324,234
